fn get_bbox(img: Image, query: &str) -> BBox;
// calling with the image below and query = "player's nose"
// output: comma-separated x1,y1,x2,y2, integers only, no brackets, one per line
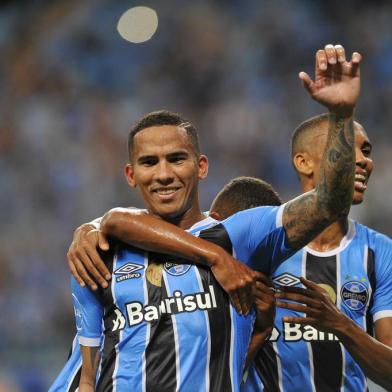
155,160,175,184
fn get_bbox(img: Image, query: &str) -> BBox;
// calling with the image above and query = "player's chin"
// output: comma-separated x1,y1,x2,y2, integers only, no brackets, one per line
352,191,365,205
151,202,183,219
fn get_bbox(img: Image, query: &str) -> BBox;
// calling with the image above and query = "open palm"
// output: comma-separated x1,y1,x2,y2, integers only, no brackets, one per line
300,44,362,115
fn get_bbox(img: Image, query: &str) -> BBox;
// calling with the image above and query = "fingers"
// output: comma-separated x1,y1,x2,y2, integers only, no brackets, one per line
351,51,362,64
229,290,243,315
68,252,98,290
282,316,313,324
235,276,252,315
98,232,110,251
335,44,346,63
350,51,362,76
68,255,85,287
275,290,321,308
324,44,337,65
316,49,328,71
253,270,272,286
298,71,315,95
299,277,321,291
90,232,111,280
276,300,320,316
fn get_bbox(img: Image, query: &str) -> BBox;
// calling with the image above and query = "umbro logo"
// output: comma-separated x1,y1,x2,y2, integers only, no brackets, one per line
273,273,300,287
114,263,144,282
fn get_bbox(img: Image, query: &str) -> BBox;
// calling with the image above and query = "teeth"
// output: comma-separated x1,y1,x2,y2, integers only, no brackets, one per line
156,189,177,195
355,174,366,183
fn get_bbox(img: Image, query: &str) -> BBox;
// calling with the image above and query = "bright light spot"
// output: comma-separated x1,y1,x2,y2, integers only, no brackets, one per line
117,6,158,44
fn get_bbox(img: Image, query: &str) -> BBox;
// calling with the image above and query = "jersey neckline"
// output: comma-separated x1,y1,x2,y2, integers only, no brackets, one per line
188,216,217,232
304,219,356,257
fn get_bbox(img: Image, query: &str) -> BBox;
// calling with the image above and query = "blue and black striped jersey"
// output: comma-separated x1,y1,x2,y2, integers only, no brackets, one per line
72,205,292,391
246,220,392,392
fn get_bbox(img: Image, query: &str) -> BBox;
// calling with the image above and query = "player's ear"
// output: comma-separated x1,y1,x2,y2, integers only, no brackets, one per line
293,152,313,177
124,164,137,187
198,154,209,180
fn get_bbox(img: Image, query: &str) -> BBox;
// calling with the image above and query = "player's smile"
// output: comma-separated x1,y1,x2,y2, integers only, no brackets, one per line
352,124,373,204
151,185,182,201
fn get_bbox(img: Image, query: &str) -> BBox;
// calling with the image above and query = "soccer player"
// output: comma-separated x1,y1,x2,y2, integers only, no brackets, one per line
69,45,361,391
49,176,281,392
246,115,392,391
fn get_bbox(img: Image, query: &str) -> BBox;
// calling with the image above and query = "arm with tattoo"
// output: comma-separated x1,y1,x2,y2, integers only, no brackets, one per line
283,44,361,249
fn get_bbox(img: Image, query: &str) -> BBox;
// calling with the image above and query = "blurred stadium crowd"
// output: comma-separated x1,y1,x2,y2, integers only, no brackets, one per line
0,0,391,390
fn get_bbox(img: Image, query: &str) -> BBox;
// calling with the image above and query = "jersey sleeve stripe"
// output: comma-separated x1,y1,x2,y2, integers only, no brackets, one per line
79,336,101,346
373,310,392,322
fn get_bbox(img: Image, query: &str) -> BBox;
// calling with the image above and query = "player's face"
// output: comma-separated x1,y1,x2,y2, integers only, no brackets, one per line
352,124,373,205
125,125,208,221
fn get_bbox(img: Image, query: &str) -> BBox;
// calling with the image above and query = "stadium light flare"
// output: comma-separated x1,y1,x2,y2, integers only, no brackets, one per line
117,6,158,44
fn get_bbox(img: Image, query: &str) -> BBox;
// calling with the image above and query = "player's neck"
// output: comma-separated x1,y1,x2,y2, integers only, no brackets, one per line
164,204,206,230
307,218,349,252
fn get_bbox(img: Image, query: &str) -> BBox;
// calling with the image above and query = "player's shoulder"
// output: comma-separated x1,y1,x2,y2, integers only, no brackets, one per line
223,205,282,225
353,220,392,250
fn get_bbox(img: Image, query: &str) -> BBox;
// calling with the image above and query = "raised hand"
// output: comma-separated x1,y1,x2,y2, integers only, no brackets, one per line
274,277,348,334
299,44,362,115
67,224,111,290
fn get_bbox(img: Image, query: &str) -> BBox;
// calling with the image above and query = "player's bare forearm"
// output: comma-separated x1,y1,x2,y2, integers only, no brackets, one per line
334,317,392,390
101,208,225,267
283,113,355,249
245,329,271,370
79,345,100,391
101,208,262,315
283,45,360,249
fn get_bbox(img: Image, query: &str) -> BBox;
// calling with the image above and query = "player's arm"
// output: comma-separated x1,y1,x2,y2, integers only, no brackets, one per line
282,45,361,249
68,208,263,315
100,208,265,315
79,346,100,392
276,277,392,390
245,277,275,370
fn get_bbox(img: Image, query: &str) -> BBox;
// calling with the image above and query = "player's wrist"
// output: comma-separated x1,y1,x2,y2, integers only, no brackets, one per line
332,313,357,340
329,106,355,119
205,246,227,268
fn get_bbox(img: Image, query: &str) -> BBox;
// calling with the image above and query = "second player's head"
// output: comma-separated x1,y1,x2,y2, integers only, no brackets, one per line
209,176,282,220
125,110,208,224
291,113,373,205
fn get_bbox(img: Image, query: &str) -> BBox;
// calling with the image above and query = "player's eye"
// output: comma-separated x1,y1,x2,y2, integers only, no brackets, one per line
168,154,187,164
139,157,158,166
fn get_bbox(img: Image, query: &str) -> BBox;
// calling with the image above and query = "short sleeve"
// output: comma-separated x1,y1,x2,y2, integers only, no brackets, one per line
221,205,294,272
71,276,103,346
369,233,392,322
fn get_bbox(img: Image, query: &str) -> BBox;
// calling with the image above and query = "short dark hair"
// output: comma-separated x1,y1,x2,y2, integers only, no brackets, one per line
128,110,200,160
210,176,282,219
291,113,330,161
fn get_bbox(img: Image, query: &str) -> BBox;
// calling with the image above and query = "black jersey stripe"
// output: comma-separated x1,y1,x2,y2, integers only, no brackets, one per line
95,246,118,392
145,253,177,392
366,247,376,335
254,340,280,392
305,253,343,392
199,223,234,392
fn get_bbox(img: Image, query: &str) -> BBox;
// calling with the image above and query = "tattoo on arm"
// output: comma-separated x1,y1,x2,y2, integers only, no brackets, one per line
283,114,355,249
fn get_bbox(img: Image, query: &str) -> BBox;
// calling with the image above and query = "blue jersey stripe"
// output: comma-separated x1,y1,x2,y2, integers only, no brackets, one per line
113,248,149,391
164,265,210,391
